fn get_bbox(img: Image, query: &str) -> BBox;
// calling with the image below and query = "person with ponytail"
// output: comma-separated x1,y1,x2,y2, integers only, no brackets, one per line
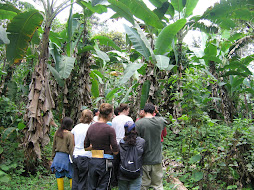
118,121,145,190
84,103,119,190
71,109,93,190
51,117,74,190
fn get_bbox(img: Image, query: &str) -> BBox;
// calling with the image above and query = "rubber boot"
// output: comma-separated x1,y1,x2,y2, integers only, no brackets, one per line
57,178,64,190
70,178,72,189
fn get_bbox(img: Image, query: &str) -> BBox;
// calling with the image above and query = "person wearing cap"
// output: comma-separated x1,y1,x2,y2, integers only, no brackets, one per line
112,103,133,144
135,103,166,190
84,103,119,190
118,121,145,190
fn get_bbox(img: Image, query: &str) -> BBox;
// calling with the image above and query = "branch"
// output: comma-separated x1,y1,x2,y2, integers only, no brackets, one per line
227,35,254,59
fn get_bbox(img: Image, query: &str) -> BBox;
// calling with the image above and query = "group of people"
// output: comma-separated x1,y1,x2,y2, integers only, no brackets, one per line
51,103,167,190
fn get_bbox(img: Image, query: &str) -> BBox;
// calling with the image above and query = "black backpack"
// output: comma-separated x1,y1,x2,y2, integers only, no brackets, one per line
119,145,141,179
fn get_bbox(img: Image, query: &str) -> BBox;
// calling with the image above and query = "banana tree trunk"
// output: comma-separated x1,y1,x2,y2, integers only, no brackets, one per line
209,61,231,123
23,25,55,169
65,18,92,123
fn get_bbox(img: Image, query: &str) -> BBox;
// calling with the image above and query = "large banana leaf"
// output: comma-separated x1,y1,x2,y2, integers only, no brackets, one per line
48,65,64,87
119,63,143,85
155,55,170,70
140,80,150,109
106,88,120,100
0,26,10,45
95,48,110,62
148,0,167,8
91,79,99,98
153,2,170,20
117,0,163,28
0,3,20,14
120,85,134,104
124,24,150,60
154,19,186,55
59,56,75,79
92,35,121,51
0,10,17,20
6,10,43,64
79,1,107,14
49,42,61,71
185,0,199,17
171,0,185,13
201,0,253,29
108,0,134,25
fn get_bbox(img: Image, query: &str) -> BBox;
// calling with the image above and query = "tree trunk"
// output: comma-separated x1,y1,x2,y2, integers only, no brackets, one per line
65,18,92,123
23,25,55,171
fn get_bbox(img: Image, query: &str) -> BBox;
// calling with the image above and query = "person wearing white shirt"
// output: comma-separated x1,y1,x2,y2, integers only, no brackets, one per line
112,103,133,144
71,109,93,190
92,108,99,123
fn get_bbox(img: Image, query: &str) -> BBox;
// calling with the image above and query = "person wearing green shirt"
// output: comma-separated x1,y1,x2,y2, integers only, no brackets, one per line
135,103,166,190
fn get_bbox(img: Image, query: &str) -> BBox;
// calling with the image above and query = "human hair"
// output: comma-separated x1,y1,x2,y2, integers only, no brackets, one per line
114,107,120,116
93,108,99,116
118,103,129,113
79,109,93,124
123,121,137,145
55,117,73,138
98,103,113,120
144,103,155,114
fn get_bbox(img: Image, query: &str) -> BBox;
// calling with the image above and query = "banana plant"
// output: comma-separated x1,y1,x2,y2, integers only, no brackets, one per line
107,0,254,116
21,0,77,166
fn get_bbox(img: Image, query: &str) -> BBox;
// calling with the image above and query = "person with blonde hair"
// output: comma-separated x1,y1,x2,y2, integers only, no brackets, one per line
71,109,93,190
84,103,119,190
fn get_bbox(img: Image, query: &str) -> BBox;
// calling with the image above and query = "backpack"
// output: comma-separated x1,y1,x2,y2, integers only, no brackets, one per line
119,144,141,179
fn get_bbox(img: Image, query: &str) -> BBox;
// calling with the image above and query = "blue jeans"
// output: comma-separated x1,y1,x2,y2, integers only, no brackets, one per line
118,176,142,190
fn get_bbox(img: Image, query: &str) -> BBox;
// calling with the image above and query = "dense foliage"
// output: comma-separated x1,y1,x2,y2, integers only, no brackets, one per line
0,0,253,189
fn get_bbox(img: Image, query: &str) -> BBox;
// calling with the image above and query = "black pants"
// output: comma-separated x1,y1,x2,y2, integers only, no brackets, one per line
110,154,120,187
72,156,90,190
88,158,113,190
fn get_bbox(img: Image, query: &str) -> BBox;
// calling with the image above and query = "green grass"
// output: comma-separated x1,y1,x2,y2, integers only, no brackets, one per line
1,174,72,190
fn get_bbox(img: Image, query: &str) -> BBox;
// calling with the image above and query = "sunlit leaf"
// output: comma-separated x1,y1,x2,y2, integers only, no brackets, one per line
6,10,43,64
119,63,143,84
155,19,186,55
124,25,150,60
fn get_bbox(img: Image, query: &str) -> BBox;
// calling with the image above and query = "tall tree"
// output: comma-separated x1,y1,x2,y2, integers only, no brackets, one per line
22,0,73,169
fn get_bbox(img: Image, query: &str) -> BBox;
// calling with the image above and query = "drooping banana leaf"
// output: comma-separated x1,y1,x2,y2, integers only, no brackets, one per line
0,3,20,14
58,56,76,79
120,85,134,104
94,48,110,62
124,24,150,61
155,55,170,70
185,0,199,17
48,65,64,87
155,19,186,55
108,0,134,25
92,35,121,51
119,63,143,85
117,0,163,29
106,88,120,101
6,10,43,64
78,1,107,14
171,0,185,13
